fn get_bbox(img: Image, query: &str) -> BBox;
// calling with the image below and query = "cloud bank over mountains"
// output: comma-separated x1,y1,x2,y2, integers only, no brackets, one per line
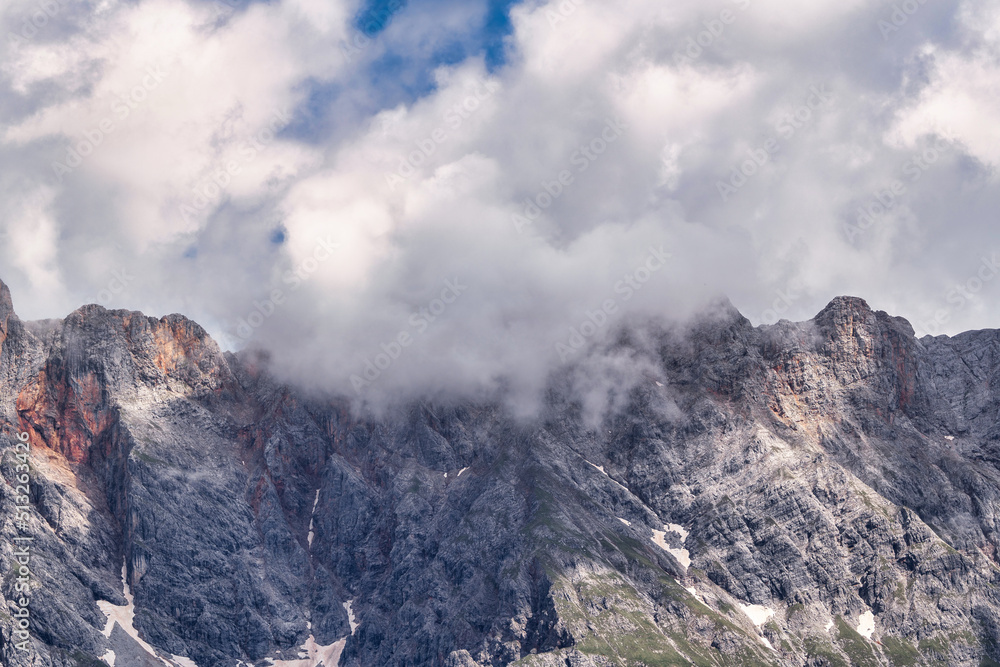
1,0,999,406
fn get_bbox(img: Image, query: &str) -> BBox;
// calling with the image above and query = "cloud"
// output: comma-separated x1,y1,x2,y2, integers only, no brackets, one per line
1,0,999,411
3,186,62,302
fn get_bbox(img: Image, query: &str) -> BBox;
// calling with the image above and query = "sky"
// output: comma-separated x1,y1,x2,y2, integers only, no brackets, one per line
2,0,1000,407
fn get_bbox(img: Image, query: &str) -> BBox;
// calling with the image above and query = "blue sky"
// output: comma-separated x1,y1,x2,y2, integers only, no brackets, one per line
284,0,519,146
355,0,518,69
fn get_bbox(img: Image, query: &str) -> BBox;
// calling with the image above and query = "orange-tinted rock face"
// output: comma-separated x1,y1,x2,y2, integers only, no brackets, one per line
141,313,232,395
14,309,229,463
757,297,927,431
152,316,208,376
17,365,115,463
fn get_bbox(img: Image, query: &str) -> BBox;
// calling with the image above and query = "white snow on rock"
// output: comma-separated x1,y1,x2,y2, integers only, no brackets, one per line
618,517,632,526
857,610,875,639
665,545,691,568
652,526,691,568
97,563,198,667
665,523,689,542
586,460,607,475
738,604,775,627
651,528,668,549
268,636,345,667
584,460,635,494
271,600,358,667
307,490,320,548
728,600,775,649
345,600,358,634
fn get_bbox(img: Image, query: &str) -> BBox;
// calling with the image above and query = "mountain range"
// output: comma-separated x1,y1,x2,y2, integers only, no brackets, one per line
2,276,1000,667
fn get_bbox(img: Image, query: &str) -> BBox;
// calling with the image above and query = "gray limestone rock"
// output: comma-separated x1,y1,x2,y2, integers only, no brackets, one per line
1,281,1000,666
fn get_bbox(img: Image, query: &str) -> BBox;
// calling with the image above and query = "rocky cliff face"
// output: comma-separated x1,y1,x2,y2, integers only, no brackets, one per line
1,280,1000,667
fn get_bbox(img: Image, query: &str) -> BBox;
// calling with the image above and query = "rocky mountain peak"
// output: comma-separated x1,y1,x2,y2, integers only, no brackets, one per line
62,304,229,388
810,295,918,363
0,278,14,350
0,277,11,310
812,295,874,330
3,284,1000,667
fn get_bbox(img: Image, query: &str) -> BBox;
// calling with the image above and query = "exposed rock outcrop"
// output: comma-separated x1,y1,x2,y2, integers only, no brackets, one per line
1,280,1000,666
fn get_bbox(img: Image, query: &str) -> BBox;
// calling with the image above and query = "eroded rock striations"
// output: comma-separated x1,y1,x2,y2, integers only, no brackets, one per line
1,279,1000,666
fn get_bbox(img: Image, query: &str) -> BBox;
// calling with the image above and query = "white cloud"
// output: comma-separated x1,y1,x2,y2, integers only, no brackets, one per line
892,46,1000,167
2,0,343,250
4,186,63,300
0,0,998,408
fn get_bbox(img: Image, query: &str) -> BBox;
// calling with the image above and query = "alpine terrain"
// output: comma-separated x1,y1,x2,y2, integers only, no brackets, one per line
2,276,1000,667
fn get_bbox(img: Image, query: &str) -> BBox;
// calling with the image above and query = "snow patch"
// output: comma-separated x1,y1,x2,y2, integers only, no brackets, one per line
584,459,632,492
97,563,198,667
270,601,356,667
618,517,632,526
307,490,320,548
100,650,116,667
457,467,469,477
345,600,358,634
857,610,875,639
685,586,704,602
738,604,775,627
945,435,955,441
736,601,776,650
269,600,359,667
650,528,668,550
655,381,664,387
665,523,689,542
269,636,346,667
652,526,691,568
666,546,690,568
825,620,834,632
586,460,607,475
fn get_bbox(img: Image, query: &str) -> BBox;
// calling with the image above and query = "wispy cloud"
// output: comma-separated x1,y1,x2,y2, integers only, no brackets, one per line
0,0,998,409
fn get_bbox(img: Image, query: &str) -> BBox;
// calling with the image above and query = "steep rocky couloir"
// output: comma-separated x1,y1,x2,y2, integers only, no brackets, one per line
1,278,1000,666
